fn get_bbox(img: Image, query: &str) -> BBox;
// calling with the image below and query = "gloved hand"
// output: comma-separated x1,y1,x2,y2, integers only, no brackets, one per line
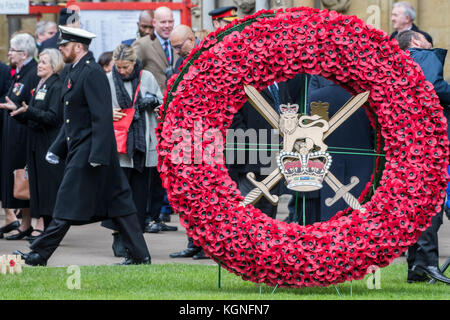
45,152,60,164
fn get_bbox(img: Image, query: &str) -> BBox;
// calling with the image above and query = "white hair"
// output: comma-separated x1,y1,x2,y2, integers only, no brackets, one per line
39,48,65,74
35,21,56,38
10,33,36,58
393,1,416,21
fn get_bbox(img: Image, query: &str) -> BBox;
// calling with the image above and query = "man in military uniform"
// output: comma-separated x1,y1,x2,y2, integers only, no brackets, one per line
208,6,239,30
15,26,151,266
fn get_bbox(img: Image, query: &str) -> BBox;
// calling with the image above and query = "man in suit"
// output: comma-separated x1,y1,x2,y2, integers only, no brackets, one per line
14,26,151,267
390,1,433,46
168,25,207,260
132,6,179,93
122,10,155,46
132,6,179,234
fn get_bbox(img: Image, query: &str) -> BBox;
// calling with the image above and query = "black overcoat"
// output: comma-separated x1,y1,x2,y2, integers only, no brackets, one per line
17,74,65,218
1,59,39,208
306,76,374,221
49,52,136,223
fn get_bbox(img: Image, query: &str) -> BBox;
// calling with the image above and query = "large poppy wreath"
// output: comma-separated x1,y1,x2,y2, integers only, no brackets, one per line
156,7,449,288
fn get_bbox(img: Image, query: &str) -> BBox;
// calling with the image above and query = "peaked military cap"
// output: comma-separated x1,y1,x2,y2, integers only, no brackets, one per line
58,25,96,46
208,6,239,22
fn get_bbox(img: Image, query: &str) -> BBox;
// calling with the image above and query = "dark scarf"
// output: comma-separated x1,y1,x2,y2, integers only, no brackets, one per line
112,59,146,171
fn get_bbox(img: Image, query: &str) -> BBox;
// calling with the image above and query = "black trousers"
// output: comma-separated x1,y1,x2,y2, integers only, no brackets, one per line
30,214,150,261
146,167,165,223
102,167,150,232
407,209,443,270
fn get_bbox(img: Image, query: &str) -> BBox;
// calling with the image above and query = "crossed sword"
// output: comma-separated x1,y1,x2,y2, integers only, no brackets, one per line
241,86,370,213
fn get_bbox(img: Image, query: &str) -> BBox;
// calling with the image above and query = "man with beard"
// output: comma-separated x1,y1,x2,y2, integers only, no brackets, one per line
14,26,151,266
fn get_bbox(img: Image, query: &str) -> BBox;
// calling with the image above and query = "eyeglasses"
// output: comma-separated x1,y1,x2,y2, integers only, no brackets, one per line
9,48,24,53
172,39,188,51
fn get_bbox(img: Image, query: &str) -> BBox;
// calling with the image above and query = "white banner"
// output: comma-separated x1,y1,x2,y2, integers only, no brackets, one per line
80,10,181,60
0,0,29,14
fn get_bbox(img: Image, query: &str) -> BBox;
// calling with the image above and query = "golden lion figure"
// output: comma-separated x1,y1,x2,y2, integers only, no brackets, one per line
279,103,329,154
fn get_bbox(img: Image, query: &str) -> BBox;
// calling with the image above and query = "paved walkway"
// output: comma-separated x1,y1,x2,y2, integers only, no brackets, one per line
1,195,449,267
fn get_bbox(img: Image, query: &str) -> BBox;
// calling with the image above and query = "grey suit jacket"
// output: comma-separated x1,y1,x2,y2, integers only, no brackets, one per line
132,35,179,93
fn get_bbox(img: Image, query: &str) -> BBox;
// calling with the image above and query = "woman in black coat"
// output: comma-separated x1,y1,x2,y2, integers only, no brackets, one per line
1,48,65,242
0,33,39,240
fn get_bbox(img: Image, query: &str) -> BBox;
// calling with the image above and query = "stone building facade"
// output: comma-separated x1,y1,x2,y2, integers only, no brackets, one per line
0,0,449,79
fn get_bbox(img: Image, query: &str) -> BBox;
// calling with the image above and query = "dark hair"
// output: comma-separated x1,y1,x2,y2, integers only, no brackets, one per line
396,30,420,50
97,51,113,68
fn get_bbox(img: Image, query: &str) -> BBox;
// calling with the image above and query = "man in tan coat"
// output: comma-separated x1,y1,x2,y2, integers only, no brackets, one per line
132,6,179,93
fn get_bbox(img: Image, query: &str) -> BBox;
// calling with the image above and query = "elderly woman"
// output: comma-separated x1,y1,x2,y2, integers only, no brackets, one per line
0,33,39,240
102,44,164,256
1,48,65,242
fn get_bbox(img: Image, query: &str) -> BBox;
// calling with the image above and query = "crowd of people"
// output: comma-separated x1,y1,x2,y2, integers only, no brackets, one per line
0,2,448,284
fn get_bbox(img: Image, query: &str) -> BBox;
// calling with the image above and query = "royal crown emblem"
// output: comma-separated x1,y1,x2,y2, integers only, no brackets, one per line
277,151,332,192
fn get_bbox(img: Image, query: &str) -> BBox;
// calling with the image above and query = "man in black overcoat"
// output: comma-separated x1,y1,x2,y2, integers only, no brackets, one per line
288,76,374,225
16,26,151,266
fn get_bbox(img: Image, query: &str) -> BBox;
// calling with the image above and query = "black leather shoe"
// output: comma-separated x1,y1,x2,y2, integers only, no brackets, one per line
5,227,33,240
412,265,450,284
170,248,200,258
118,256,151,265
145,222,178,233
0,220,20,233
145,222,161,233
193,250,209,260
14,250,47,266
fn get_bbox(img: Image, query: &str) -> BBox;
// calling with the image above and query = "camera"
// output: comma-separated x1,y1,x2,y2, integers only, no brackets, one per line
139,92,161,111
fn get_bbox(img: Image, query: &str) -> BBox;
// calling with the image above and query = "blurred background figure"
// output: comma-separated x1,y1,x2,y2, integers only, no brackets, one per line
35,21,57,54
122,10,155,46
97,51,114,74
390,1,433,45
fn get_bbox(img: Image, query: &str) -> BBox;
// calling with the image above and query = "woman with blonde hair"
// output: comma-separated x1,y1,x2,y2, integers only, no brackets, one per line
102,44,167,256
0,48,65,242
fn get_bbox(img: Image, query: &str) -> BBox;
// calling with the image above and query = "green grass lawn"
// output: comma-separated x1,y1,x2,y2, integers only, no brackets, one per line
0,262,448,300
